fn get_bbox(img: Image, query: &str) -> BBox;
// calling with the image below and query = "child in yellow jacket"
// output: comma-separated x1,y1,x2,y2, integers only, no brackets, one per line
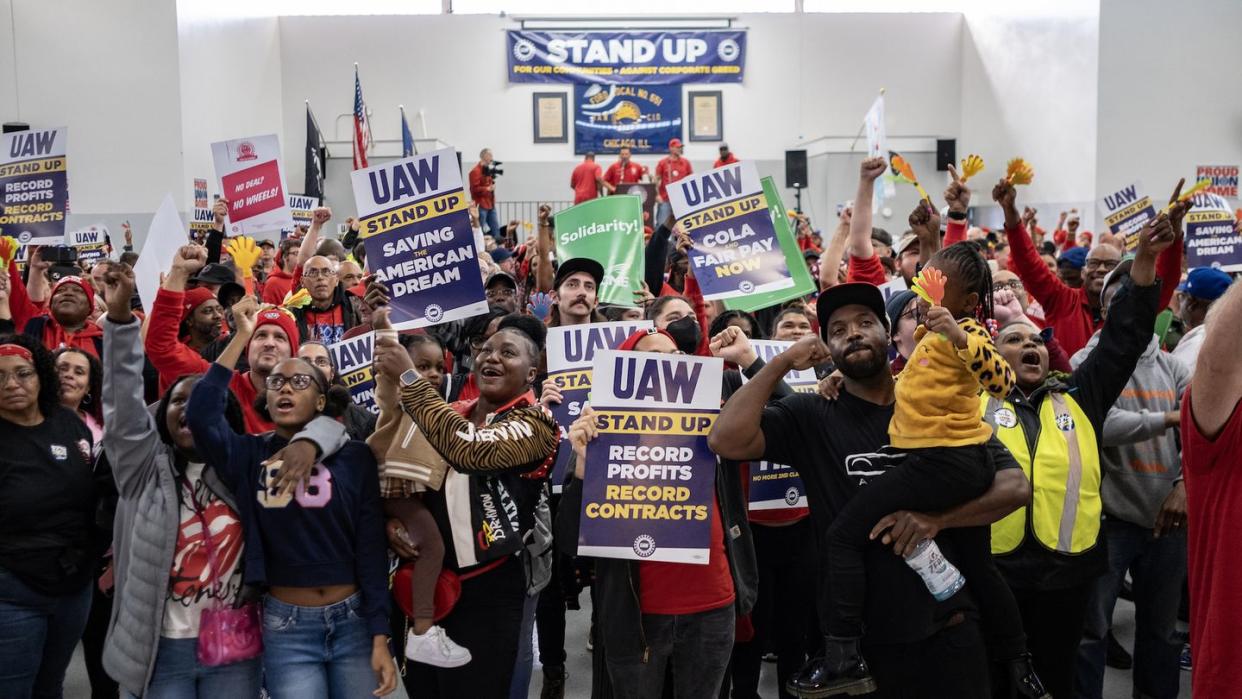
815,241,1047,699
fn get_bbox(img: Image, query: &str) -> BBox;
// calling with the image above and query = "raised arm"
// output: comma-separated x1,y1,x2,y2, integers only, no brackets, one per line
1190,276,1242,439
819,210,850,291
144,246,211,387
1157,179,1192,312
644,213,674,293
994,178,1076,317
848,157,887,260
708,334,830,461
205,198,228,264
535,204,555,293
7,254,44,330
99,263,160,499
1070,216,1170,425
942,164,970,247
297,207,331,269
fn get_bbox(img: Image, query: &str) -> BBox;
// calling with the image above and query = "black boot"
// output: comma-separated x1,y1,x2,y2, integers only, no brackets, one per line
1105,630,1133,670
540,664,566,699
1007,653,1051,699
785,637,876,698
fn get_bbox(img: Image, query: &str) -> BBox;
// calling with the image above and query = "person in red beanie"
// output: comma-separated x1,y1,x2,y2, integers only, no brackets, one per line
3,259,103,356
178,286,224,353
146,244,298,433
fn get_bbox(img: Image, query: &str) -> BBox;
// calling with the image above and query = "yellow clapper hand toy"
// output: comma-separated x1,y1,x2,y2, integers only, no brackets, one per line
1006,158,1034,186
0,236,21,269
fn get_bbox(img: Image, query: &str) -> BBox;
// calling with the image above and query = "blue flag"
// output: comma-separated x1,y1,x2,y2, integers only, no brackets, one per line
401,107,416,158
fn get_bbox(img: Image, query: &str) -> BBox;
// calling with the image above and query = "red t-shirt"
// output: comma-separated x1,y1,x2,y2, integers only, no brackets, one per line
570,162,603,204
604,160,645,188
713,153,739,168
1182,390,1242,699
638,496,735,615
302,304,345,345
655,156,693,202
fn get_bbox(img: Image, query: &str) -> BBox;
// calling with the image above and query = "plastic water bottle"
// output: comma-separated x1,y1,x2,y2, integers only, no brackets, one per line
904,539,966,601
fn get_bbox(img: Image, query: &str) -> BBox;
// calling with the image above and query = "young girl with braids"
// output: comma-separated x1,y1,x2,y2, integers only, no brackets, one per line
815,240,1048,699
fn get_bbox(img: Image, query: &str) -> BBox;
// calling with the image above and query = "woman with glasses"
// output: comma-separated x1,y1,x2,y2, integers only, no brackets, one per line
298,340,378,441
187,300,398,699
0,333,99,698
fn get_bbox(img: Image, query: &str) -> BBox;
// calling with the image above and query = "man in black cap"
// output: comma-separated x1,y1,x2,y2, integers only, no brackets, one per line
484,271,520,314
187,262,238,295
710,283,1032,699
549,257,606,327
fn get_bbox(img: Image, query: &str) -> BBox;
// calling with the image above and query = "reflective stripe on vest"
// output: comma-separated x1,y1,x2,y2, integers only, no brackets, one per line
981,393,1101,555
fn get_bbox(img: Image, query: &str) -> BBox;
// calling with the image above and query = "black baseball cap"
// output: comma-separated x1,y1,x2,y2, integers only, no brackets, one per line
485,271,517,290
816,282,890,340
190,263,236,287
554,257,604,290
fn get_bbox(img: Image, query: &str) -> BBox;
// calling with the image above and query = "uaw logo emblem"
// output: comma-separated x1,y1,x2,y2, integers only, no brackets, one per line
236,141,258,162
717,38,741,62
512,38,537,62
784,487,800,506
632,534,656,558
424,304,444,323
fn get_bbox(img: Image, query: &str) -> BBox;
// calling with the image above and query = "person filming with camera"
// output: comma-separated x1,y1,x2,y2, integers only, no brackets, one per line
469,148,503,242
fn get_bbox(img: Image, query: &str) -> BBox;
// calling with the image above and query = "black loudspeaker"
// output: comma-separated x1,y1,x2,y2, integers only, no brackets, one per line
785,150,808,188
936,139,956,172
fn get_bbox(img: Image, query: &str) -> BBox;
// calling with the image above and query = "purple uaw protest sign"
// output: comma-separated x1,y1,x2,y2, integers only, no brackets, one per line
545,321,653,493
579,350,723,564
667,161,794,301
1184,192,1242,272
748,461,807,511
352,147,488,330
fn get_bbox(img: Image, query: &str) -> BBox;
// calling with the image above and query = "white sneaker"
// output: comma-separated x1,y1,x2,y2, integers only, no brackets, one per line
406,625,473,668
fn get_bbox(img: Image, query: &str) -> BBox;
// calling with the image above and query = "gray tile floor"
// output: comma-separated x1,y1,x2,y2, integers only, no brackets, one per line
63,596,1192,697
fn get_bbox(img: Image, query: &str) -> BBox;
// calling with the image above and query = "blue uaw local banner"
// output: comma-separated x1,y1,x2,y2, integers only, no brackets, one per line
1184,192,1242,272
546,321,653,493
574,83,682,156
579,350,723,564
1098,181,1156,252
0,127,69,247
508,30,745,85
351,147,488,331
328,331,378,414
668,161,795,301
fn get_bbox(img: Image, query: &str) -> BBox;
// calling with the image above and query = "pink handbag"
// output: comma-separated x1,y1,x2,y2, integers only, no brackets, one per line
183,478,263,667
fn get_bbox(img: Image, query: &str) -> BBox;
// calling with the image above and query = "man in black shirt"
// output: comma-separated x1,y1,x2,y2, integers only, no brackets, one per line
710,283,1031,698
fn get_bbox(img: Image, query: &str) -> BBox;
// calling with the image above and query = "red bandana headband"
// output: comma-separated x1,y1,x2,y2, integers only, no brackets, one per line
0,343,33,361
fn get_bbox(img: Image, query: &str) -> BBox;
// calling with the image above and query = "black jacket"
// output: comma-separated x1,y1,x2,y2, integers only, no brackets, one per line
994,276,1160,590
554,359,782,673
291,285,361,343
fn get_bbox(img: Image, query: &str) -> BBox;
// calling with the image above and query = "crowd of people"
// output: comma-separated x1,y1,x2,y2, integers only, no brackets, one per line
0,147,1239,699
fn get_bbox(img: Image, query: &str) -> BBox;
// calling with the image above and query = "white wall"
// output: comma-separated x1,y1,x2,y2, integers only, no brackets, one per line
1097,0,1242,211
0,0,185,221
959,8,1100,228
177,3,286,206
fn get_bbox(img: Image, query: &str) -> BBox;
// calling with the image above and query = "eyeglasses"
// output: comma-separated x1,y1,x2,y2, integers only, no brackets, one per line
0,368,37,386
993,280,1024,293
264,374,319,391
304,356,332,369
486,288,517,300
899,307,926,324
302,269,337,279
1084,258,1119,272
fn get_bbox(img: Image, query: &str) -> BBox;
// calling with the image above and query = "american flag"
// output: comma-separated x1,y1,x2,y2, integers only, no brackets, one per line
353,65,372,170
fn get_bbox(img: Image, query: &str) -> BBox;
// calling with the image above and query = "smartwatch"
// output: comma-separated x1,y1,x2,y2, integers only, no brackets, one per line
399,369,420,387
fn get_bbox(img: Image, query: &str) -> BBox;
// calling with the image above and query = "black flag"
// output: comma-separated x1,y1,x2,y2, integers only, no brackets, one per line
305,103,326,200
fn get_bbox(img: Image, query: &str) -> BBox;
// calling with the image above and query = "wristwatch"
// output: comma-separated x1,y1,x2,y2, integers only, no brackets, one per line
399,369,420,387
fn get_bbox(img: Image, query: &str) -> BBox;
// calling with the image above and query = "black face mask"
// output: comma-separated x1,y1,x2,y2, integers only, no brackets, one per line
665,315,701,355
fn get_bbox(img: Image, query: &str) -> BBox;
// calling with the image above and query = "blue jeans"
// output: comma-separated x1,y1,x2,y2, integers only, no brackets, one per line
480,207,501,241
122,636,260,699
508,591,538,699
1076,518,1187,699
606,603,735,699
0,567,92,699
262,593,377,699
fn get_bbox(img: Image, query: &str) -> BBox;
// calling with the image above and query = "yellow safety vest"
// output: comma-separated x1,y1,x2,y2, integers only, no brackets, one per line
981,393,1102,556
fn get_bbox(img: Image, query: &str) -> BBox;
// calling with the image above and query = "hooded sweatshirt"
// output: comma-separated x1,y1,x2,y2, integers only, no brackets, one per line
1070,334,1190,528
